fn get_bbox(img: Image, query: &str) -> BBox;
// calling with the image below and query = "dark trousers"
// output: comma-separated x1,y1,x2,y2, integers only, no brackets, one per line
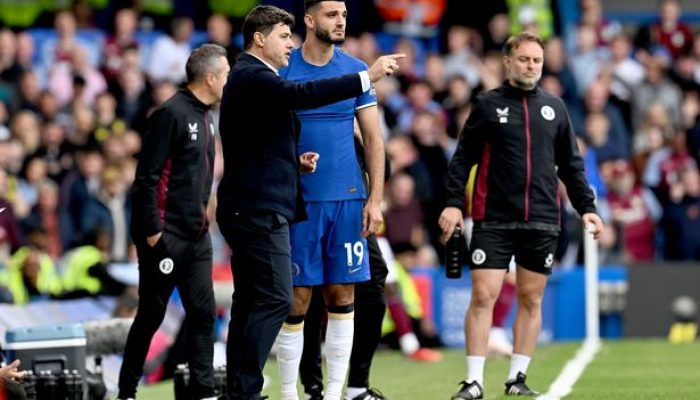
118,232,216,400
300,235,388,393
219,211,294,400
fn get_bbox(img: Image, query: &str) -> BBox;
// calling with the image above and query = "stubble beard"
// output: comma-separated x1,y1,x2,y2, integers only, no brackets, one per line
315,28,345,45
511,72,540,90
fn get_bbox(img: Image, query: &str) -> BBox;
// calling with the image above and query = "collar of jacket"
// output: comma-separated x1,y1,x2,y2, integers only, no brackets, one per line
239,53,279,75
502,80,540,97
180,88,211,112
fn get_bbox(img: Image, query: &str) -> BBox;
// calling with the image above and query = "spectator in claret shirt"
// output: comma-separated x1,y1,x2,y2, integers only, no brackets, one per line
634,0,693,60
101,8,139,84
606,161,662,262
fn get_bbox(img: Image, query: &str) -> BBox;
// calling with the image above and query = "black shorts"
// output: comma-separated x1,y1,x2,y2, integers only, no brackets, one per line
468,228,559,275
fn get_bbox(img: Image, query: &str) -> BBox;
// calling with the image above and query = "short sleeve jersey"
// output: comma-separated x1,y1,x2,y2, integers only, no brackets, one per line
281,47,377,201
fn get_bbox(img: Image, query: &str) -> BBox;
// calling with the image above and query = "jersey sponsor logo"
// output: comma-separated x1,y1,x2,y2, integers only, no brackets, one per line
159,257,174,274
209,122,216,136
496,107,509,123
0,207,5,214
472,249,486,265
544,253,554,268
292,263,300,277
349,266,362,274
540,105,555,121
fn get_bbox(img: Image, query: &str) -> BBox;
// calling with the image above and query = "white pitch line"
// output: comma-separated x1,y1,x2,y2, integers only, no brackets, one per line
536,338,602,400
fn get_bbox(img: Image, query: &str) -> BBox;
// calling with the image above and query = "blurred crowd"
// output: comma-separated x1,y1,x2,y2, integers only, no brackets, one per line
0,0,699,306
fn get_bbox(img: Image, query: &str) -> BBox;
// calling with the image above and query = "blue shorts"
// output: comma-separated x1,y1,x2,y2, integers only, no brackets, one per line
291,200,370,286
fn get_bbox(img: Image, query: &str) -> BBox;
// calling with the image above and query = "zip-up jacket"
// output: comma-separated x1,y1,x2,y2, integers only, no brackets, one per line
131,89,214,240
445,82,596,229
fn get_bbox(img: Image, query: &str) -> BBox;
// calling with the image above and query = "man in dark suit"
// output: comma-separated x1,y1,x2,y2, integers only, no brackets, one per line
216,5,402,400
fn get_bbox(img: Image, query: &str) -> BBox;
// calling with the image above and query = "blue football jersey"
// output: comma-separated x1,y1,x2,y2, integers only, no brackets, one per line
281,47,377,201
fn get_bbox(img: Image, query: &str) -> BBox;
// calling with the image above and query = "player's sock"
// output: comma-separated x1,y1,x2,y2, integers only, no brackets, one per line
325,304,355,400
466,355,485,386
345,386,367,399
277,315,306,400
387,298,415,355
398,332,420,356
508,353,531,380
493,280,516,327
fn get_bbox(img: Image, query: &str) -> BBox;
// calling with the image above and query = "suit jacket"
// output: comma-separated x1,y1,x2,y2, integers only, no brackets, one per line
217,53,367,224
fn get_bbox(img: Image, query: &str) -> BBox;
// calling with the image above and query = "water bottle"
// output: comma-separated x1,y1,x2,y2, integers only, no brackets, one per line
87,356,107,400
58,370,71,400
445,226,463,279
72,369,84,400
23,370,37,400
42,371,58,400
173,364,190,400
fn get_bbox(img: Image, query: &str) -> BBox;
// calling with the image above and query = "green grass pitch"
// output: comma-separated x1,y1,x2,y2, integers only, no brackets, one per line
139,340,700,399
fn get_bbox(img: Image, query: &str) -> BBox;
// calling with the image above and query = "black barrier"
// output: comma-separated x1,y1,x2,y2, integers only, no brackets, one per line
625,262,700,337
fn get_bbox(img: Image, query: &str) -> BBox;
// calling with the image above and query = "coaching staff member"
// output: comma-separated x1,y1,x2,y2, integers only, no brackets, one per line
117,44,230,400
216,5,401,400
439,32,603,399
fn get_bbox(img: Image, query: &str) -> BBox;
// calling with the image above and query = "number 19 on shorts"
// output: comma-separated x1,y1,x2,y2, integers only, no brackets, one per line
344,241,364,267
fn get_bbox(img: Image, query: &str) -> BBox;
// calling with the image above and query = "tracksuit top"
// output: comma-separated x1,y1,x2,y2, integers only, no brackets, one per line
445,82,597,230
131,89,215,240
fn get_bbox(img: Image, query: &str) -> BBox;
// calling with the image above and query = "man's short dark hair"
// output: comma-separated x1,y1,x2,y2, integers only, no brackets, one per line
304,0,345,11
504,31,544,56
186,43,227,83
242,5,295,50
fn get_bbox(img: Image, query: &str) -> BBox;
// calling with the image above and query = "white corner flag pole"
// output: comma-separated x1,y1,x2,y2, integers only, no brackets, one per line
583,224,600,343
536,224,602,400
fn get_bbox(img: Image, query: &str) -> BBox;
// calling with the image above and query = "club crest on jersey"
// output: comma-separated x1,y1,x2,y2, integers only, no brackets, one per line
541,106,555,121
496,107,509,123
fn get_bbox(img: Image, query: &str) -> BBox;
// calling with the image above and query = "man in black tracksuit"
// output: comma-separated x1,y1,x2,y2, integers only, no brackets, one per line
439,32,603,399
118,44,230,400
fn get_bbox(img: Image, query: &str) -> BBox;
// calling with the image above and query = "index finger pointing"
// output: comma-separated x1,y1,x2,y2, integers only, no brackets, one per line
385,53,406,60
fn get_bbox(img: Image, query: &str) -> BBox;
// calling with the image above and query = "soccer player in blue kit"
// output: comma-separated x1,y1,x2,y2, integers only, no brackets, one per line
274,1,388,400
